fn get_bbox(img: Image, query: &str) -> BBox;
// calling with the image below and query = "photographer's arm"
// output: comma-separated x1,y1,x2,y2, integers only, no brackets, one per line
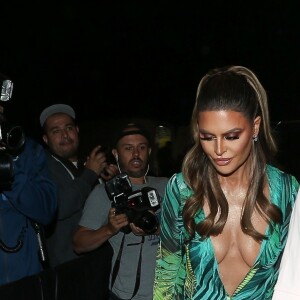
73,225,113,254
3,139,57,225
73,208,128,254
48,146,111,220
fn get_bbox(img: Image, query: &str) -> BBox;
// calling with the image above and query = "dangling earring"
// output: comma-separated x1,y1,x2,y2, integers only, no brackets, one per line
253,136,258,142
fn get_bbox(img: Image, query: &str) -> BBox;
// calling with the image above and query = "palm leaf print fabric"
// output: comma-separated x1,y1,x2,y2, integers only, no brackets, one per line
154,165,299,300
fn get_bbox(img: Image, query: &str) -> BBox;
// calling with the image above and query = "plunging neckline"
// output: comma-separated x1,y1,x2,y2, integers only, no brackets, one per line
206,222,270,297
197,179,273,298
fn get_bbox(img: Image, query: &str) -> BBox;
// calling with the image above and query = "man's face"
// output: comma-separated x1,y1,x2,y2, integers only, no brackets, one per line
115,134,151,179
43,113,79,161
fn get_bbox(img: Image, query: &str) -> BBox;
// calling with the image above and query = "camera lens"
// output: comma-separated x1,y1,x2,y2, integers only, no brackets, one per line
6,126,25,150
0,123,25,151
135,211,158,234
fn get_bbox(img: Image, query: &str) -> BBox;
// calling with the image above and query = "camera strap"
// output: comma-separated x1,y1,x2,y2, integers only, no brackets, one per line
0,218,28,253
30,221,48,263
111,233,145,300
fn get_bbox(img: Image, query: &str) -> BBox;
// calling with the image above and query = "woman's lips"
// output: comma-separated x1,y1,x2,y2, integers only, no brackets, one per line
213,158,232,166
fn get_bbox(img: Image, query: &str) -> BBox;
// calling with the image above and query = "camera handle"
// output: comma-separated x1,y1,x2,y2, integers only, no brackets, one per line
111,233,144,299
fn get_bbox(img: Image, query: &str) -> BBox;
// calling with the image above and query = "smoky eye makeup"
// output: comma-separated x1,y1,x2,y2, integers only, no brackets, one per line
200,136,214,141
199,133,216,141
224,135,240,140
199,133,241,141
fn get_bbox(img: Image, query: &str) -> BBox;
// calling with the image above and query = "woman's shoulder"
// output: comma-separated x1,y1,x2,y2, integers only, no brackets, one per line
267,164,299,188
167,172,193,199
267,164,299,210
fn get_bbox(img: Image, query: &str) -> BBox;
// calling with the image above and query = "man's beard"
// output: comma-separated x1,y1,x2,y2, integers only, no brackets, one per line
53,140,78,161
60,147,78,160
126,169,146,178
118,160,147,179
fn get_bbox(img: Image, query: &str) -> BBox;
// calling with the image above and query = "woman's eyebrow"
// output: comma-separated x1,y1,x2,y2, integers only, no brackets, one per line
199,127,243,134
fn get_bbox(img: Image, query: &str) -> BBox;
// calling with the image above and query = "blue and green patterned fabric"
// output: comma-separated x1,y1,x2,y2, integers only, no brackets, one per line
154,165,299,300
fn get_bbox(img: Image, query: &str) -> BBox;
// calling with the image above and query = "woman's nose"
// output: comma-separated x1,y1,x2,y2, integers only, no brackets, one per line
214,139,227,156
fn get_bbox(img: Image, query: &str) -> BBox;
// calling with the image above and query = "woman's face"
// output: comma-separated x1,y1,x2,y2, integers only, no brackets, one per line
197,110,260,176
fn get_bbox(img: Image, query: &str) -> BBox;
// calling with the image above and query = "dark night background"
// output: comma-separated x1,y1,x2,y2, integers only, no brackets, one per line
1,1,300,176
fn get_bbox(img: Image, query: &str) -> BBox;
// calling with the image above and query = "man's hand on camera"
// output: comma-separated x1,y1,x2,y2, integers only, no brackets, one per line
130,210,160,236
107,208,128,235
100,164,119,181
85,145,107,176
130,223,147,236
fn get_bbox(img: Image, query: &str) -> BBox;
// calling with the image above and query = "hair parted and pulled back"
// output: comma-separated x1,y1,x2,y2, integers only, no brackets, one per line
182,65,281,241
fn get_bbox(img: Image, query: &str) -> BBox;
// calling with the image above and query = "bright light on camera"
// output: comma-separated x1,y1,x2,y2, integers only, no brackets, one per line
1,80,13,102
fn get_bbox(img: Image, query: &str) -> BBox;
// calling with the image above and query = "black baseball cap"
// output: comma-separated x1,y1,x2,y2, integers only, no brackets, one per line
113,122,151,147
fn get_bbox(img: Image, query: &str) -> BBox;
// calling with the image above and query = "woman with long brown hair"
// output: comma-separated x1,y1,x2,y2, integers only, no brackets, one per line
154,66,299,299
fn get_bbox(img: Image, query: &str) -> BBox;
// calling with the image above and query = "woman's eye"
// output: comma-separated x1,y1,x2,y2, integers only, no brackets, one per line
200,135,240,141
224,136,240,141
200,136,215,141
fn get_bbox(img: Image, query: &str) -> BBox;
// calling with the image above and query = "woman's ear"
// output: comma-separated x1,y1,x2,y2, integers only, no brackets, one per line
253,116,261,137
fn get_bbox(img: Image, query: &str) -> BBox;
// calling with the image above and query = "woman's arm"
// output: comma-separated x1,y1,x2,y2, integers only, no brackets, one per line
154,174,188,300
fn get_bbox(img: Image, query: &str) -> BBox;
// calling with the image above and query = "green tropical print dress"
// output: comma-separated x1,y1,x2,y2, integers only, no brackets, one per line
154,165,299,300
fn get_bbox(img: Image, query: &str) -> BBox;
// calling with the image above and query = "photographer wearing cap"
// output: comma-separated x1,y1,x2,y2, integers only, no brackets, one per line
0,75,57,285
40,104,118,267
73,122,168,300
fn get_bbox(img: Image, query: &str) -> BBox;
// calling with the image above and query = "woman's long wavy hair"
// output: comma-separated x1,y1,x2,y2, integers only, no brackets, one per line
182,66,282,242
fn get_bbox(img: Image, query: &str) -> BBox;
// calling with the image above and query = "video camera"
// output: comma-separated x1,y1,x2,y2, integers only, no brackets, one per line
0,78,25,189
105,173,160,234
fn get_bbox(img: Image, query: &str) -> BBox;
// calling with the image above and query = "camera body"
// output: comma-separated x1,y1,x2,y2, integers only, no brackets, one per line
0,79,25,190
105,173,160,234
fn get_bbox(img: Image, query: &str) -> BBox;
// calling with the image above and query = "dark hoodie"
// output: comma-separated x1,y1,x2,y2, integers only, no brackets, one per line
0,138,57,286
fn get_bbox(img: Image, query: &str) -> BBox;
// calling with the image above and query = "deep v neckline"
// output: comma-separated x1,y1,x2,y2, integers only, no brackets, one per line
205,223,270,297
197,177,272,297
